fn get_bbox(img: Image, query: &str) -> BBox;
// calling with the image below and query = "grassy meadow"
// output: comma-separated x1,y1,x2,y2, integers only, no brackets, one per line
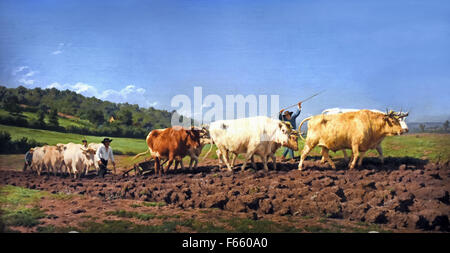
0,124,147,155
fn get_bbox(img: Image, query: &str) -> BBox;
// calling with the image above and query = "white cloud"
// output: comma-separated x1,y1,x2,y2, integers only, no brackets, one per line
24,70,38,77
51,42,66,55
46,82,158,108
13,66,38,87
18,78,35,85
12,66,29,76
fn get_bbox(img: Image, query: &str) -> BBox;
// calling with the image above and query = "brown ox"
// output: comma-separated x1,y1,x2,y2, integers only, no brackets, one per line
145,127,202,175
298,110,408,170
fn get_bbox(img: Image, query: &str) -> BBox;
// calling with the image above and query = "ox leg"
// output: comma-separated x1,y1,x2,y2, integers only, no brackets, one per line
230,152,237,168
165,154,175,174
349,144,360,170
216,150,223,165
271,155,277,170
251,156,257,170
342,149,349,161
376,144,384,164
179,158,185,170
241,151,255,171
71,162,78,179
154,157,161,176
320,153,326,164
189,155,198,170
261,155,269,172
188,157,194,170
193,157,199,170
298,143,314,170
321,148,336,169
220,148,232,171
357,151,366,167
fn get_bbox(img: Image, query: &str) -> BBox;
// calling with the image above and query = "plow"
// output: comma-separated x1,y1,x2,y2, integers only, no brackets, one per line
121,158,171,177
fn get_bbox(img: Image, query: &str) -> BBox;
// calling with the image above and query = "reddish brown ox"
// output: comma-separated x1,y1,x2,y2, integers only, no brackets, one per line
144,127,202,176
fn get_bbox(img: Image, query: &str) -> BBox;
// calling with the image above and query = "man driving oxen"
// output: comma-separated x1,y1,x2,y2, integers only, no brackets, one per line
279,102,302,161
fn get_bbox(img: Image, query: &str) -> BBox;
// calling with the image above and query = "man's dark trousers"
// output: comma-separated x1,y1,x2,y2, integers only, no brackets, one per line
99,158,108,178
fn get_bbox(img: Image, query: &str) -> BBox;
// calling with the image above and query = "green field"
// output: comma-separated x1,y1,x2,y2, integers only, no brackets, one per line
1,124,449,162
0,124,147,155
0,109,94,129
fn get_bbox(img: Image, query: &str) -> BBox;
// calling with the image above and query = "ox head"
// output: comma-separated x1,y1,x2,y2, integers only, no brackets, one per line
275,121,296,148
186,127,203,148
279,121,293,134
284,130,299,151
384,109,409,135
56,143,65,152
81,147,97,167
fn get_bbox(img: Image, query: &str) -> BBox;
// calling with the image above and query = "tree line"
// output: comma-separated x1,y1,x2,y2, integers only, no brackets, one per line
0,85,185,138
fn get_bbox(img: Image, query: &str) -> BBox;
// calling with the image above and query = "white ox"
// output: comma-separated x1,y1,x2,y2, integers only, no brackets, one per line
320,108,409,163
30,145,48,176
208,116,297,171
62,143,96,178
87,143,103,175
42,145,65,176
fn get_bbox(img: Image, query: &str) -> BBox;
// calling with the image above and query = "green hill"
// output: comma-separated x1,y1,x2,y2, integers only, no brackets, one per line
0,85,186,138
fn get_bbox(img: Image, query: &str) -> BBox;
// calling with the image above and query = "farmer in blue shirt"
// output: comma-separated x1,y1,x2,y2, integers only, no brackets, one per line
279,102,302,161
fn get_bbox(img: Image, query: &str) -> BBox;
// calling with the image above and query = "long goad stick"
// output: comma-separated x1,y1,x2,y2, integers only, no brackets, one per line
282,90,325,110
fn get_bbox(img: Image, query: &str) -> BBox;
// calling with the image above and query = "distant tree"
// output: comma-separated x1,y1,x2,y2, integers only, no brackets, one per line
444,120,449,132
86,109,105,125
36,107,46,126
3,95,22,115
48,108,59,127
419,124,426,132
118,109,133,126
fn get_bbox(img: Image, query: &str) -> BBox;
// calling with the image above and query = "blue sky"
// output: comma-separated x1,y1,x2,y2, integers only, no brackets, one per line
0,0,449,122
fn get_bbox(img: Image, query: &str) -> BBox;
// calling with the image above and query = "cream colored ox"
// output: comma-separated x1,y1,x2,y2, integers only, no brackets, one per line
216,131,299,171
319,108,409,163
208,116,298,172
298,110,409,170
42,145,65,176
87,143,103,175
62,143,97,178
30,145,49,176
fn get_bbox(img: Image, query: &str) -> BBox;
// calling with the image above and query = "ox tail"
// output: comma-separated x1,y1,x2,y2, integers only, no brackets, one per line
132,131,153,160
201,138,215,162
298,116,313,141
132,150,149,160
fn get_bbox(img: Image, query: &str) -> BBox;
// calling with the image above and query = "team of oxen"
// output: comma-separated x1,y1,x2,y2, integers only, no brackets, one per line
24,108,409,177
136,108,409,176
24,142,102,178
